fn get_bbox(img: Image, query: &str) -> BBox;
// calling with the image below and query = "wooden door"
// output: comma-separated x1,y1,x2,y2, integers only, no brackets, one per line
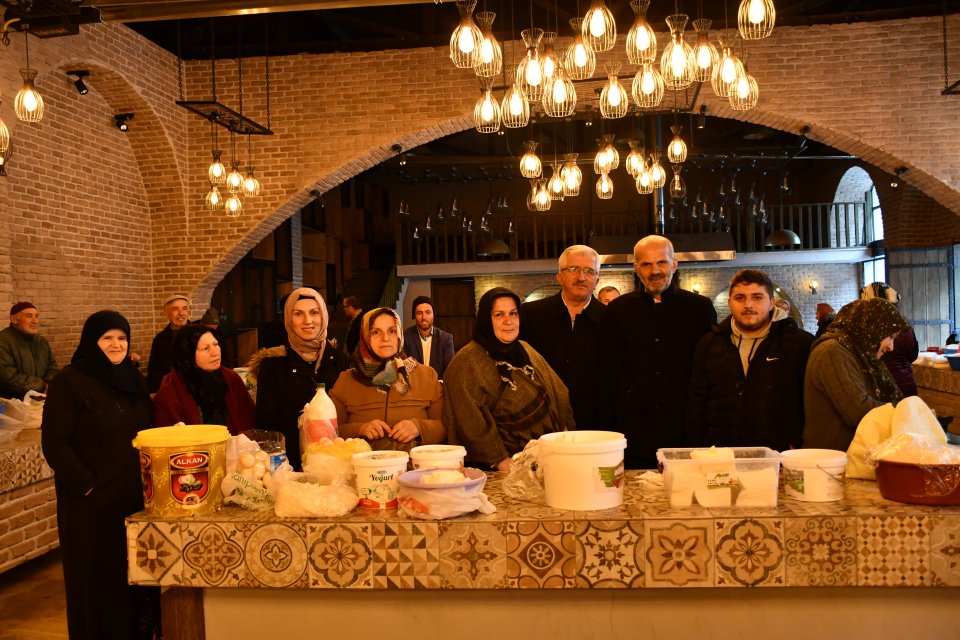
887,247,953,348
431,279,476,351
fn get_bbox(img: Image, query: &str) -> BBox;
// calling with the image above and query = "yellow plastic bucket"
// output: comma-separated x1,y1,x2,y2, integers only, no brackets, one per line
132,424,231,517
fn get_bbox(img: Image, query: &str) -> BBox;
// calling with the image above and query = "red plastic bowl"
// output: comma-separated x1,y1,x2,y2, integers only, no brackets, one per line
875,459,960,505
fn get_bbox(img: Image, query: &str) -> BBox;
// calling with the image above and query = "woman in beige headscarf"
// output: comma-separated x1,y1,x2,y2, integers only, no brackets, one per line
249,288,351,470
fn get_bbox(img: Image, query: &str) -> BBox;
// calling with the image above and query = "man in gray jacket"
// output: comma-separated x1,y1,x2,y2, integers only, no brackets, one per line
0,301,59,399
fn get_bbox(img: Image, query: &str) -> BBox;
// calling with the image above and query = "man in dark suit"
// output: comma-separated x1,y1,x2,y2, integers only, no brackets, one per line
403,295,455,379
520,244,606,428
602,235,717,469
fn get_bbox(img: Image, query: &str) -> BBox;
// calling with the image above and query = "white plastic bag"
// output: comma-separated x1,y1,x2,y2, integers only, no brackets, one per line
272,468,359,517
220,434,283,511
398,485,496,520
502,439,545,503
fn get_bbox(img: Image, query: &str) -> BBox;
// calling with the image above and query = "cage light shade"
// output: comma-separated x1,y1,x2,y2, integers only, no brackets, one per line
526,180,539,211
474,82,501,133
520,141,542,178
636,165,653,193
226,163,244,193
739,0,776,40
224,194,243,217
632,64,665,108
667,126,687,163
692,19,719,82
669,165,686,199
599,63,629,119
561,153,582,196
583,0,617,53
661,15,696,91
649,151,666,189
518,28,545,101
547,165,565,200
541,32,560,85
501,76,530,128
242,167,261,196
625,140,644,178
208,151,227,184
729,69,759,110
0,118,9,155
596,173,614,199
450,0,484,68
534,179,552,211
473,11,503,78
205,184,224,211
593,134,619,174
542,66,577,117
626,0,657,64
14,70,44,122
564,18,596,80
712,34,744,98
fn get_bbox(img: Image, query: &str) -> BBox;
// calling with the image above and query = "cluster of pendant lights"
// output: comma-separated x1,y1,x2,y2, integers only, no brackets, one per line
449,0,775,207
204,136,262,216
0,31,48,166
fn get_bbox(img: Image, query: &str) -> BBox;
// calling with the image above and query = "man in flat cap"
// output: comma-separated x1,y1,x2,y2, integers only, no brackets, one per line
147,294,191,393
0,302,59,399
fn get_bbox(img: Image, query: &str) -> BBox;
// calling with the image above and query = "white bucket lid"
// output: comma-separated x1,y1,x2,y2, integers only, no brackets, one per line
410,444,466,459
352,450,409,467
781,448,847,468
539,430,627,454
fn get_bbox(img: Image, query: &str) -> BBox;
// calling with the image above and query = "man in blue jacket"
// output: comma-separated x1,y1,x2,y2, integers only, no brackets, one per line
686,269,813,451
403,296,455,379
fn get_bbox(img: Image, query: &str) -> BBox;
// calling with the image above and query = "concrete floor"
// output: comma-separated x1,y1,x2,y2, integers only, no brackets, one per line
0,550,67,639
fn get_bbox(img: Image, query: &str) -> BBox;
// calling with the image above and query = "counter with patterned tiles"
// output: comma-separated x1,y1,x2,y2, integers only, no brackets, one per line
0,429,58,574
126,472,960,591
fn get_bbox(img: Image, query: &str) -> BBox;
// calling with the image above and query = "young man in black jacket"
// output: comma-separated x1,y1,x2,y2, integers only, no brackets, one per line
686,269,814,451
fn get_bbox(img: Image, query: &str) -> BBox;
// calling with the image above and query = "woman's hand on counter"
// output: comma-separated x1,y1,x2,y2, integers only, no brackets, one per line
358,419,391,440
495,457,513,473
391,419,420,443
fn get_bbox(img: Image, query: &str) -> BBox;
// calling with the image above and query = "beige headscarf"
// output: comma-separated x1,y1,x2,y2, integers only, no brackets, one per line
283,287,328,366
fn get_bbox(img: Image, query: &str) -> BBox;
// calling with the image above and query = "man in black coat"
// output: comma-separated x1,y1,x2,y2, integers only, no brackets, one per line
687,269,814,451
147,294,191,393
520,245,606,428
602,235,717,469
403,295,456,379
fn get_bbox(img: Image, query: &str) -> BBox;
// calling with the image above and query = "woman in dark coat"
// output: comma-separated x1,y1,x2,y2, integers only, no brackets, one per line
153,324,255,433
41,310,157,640
249,287,350,470
860,282,920,396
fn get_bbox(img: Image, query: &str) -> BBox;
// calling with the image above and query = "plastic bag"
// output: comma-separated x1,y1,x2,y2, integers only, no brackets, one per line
297,386,338,466
867,432,960,466
302,437,372,485
220,434,285,511
272,468,359,517
398,484,496,520
502,439,545,503
6,396,42,429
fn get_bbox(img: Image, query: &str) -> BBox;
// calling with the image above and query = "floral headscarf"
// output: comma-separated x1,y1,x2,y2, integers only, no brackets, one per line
352,307,415,394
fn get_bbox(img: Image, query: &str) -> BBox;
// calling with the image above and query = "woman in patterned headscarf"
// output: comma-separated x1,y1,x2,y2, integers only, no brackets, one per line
329,307,445,451
803,298,911,450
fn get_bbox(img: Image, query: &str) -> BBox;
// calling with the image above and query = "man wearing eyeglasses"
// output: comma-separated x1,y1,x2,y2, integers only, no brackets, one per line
520,244,606,428
601,235,717,469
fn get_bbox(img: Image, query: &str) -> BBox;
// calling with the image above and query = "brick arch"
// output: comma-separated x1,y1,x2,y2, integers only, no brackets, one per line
834,167,873,202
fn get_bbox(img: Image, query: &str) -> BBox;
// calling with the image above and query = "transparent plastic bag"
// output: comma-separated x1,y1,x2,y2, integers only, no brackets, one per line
867,432,960,467
221,434,282,511
502,439,545,504
272,468,359,517
398,484,496,520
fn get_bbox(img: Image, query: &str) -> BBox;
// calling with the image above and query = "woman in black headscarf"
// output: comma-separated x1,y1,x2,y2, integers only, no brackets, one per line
803,298,911,450
41,310,157,639
443,287,574,471
153,323,255,433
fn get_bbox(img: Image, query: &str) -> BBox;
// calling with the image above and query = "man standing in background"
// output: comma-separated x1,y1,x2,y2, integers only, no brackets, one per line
0,302,59,398
147,294,191,393
403,296,455,379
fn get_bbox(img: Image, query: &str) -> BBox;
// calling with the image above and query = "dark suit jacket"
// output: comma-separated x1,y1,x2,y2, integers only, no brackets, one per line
403,325,456,379
520,292,606,428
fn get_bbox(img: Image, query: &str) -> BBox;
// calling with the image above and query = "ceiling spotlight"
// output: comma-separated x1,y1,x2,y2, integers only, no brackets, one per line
114,113,134,132
891,166,908,188
66,70,89,95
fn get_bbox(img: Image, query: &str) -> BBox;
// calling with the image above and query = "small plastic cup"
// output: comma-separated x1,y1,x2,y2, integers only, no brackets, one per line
410,444,466,471
352,450,409,509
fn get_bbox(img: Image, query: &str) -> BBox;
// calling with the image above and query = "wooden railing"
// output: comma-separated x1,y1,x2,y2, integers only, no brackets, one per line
397,200,868,265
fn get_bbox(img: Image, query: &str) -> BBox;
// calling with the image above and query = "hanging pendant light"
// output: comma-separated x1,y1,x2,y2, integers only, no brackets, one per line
205,184,224,211
242,167,261,197
473,79,501,133
626,0,657,64
593,134,619,174
208,148,226,184
226,162,244,194
661,14,696,91
224,193,243,217
474,11,503,78
501,69,530,128
518,28,545,101
450,0,484,69
669,164,687,199
534,178,552,211
599,62,629,119
636,162,654,194
667,125,687,163
738,0,776,40
632,63,664,108
625,140,644,178
0,113,9,156
547,164,565,200
596,172,614,199
729,64,759,111
520,141,542,178
649,151,666,189
526,180,539,211
582,1,617,53
14,34,44,123
541,32,560,86
542,65,577,117
561,153,582,196
712,32,745,98
692,19,719,83
564,18,596,81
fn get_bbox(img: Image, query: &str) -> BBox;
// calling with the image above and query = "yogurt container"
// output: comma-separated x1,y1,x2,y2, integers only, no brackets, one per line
410,444,466,471
352,450,409,509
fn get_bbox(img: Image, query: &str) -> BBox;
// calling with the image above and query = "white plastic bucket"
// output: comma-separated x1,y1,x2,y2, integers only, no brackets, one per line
538,431,627,510
352,450,409,509
781,449,847,502
410,444,466,471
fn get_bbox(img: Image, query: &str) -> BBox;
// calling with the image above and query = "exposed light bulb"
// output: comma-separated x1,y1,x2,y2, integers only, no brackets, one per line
641,69,656,94
748,0,766,24
480,38,494,63
573,43,589,68
697,44,713,69
21,89,39,113
524,59,542,86
509,92,524,115
552,77,567,103
670,42,687,77
480,95,495,121
636,28,651,51
721,57,739,84
458,26,476,54
589,9,605,37
608,82,621,106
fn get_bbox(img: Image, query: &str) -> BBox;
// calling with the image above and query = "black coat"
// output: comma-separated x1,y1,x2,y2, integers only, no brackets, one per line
520,292,606,428
601,285,716,469
254,342,351,470
686,316,814,451
41,366,154,640
146,324,174,393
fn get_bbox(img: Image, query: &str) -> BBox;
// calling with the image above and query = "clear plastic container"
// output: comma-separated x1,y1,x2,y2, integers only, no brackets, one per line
656,446,781,508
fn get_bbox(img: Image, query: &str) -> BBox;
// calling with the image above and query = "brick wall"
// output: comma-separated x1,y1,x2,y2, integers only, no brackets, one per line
0,479,58,574
0,15,958,367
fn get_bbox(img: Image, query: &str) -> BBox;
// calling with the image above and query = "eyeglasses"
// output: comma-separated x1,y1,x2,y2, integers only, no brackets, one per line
560,266,598,277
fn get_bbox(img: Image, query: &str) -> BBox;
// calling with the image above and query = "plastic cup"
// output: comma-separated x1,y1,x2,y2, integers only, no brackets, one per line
410,444,466,471
352,450,409,509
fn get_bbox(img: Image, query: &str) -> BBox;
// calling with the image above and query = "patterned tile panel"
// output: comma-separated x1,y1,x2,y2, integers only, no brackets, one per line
243,523,310,588
127,521,182,586
307,523,373,588
505,521,578,588
180,523,247,587
783,517,857,586
0,431,52,492
575,520,643,588
437,521,507,588
929,516,960,586
714,518,784,587
371,521,440,588
857,516,929,586
644,519,714,587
